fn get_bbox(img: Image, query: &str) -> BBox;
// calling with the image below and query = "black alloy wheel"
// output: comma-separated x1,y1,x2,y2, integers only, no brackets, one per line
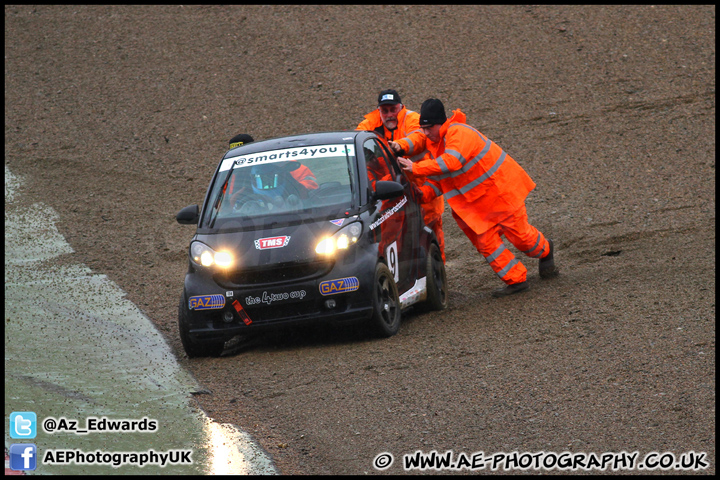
370,262,401,337
424,242,448,311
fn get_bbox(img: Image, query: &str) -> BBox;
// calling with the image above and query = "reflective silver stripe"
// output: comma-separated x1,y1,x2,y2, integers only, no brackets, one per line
444,151,506,200
404,137,415,153
409,147,429,162
424,181,442,197
496,258,519,279
445,148,465,166
403,110,417,135
444,188,461,200
430,132,491,181
484,244,507,263
459,151,506,194
458,138,492,173
522,234,542,256
401,114,420,153
531,242,547,258
435,153,452,174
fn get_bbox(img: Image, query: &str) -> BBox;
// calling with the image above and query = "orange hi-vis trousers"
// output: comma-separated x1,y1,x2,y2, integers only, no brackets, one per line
452,204,550,285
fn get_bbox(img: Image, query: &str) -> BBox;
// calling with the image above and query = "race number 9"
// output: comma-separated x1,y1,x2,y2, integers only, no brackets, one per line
386,241,399,283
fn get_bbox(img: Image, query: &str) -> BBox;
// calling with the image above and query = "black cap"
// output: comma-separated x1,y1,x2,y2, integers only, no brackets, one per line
419,98,447,127
229,133,254,148
377,89,402,106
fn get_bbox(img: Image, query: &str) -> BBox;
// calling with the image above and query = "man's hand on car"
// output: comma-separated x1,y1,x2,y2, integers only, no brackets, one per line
388,141,404,154
397,156,413,171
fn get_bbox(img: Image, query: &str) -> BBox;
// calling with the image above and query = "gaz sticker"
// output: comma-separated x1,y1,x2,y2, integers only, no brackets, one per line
189,294,225,310
319,277,360,296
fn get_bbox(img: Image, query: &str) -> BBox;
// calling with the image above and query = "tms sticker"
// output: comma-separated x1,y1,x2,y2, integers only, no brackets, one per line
189,294,225,310
319,277,360,296
330,218,345,226
254,236,291,250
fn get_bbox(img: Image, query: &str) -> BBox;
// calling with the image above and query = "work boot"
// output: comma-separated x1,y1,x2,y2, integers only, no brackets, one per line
539,239,559,278
491,281,529,297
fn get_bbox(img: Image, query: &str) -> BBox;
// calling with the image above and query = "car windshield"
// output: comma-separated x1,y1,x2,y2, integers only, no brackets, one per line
203,143,356,229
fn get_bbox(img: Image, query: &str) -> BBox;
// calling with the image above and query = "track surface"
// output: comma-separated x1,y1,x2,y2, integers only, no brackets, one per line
5,5,714,474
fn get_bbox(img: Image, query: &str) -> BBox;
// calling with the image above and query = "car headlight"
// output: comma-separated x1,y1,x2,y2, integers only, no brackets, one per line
190,241,235,268
315,222,362,255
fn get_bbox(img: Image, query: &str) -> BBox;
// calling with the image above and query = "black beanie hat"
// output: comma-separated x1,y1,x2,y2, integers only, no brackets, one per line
419,98,447,127
229,133,254,148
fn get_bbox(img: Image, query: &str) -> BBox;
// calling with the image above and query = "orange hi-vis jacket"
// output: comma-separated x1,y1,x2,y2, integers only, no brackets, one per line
291,164,319,190
357,106,445,230
356,106,421,143
226,163,318,196
395,109,536,235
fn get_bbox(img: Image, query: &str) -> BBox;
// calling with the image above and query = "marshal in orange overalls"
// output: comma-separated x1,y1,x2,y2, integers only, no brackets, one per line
357,104,446,261
395,109,551,287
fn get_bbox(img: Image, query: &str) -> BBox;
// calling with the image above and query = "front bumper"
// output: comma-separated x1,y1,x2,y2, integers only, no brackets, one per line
181,250,377,341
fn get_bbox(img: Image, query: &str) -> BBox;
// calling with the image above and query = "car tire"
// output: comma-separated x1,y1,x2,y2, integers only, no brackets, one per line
178,292,225,358
370,262,401,337
423,243,448,311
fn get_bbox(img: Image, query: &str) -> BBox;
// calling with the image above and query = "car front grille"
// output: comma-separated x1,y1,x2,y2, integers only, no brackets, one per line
215,259,334,288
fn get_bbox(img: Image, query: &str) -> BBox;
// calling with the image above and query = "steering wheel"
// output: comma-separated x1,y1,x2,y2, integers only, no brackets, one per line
282,172,307,199
230,192,274,214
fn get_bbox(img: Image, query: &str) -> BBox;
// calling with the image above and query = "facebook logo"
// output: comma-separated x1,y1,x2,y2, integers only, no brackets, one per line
9,444,37,471
10,411,37,439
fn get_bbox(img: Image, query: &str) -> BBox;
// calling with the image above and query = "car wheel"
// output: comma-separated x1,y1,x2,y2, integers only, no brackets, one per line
423,243,447,311
178,292,225,358
370,262,401,337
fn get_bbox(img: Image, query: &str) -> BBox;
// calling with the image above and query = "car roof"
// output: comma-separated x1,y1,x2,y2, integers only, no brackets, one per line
224,130,377,158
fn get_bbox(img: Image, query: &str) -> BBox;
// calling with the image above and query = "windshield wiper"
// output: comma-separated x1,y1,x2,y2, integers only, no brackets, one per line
208,160,237,228
345,143,356,211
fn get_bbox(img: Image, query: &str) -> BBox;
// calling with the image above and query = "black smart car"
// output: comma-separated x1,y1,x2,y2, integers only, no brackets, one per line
175,130,446,357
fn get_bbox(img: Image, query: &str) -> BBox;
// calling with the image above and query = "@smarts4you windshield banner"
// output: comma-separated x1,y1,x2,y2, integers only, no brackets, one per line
220,144,355,172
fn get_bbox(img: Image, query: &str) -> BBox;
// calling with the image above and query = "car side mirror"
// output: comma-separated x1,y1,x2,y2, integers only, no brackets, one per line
176,204,199,225
373,181,405,201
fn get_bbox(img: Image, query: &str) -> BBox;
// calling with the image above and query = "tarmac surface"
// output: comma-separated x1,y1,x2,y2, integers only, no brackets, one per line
4,5,715,475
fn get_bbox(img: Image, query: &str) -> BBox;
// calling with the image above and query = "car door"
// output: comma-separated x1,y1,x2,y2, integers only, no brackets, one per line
362,137,420,295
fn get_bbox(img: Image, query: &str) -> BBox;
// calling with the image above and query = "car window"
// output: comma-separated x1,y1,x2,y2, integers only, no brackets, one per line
363,138,395,190
377,140,401,176
204,143,356,227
